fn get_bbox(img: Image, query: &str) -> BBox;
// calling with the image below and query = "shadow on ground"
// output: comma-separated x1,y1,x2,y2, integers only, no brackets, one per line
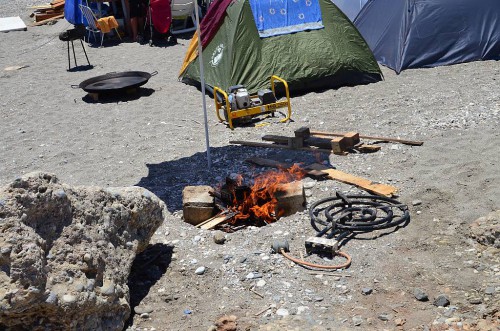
81,87,155,103
125,243,173,328
135,145,326,213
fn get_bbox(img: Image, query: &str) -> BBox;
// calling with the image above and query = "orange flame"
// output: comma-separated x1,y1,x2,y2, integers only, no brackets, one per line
231,164,305,225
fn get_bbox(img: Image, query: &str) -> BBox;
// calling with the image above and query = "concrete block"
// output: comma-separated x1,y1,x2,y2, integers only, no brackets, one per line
182,186,215,225
274,181,306,217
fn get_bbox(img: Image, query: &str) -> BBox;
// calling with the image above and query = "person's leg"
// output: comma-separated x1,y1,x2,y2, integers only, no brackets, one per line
131,17,138,41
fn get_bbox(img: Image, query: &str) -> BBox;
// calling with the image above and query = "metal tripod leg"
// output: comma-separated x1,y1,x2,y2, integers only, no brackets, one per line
71,40,78,67
79,39,91,66
67,41,71,70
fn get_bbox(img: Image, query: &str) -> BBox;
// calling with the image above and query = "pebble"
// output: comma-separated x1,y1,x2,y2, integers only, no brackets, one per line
314,296,324,302
190,259,198,264
361,287,373,295
414,288,429,301
468,297,482,304
484,286,495,295
213,231,226,244
378,314,390,321
433,294,450,307
256,279,266,287
134,306,154,314
276,308,289,316
140,313,150,319
352,316,363,326
303,181,316,189
62,294,77,303
193,235,202,242
246,272,262,279
240,257,248,263
195,266,206,275
412,200,423,206
261,255,270,261
394,318,406,326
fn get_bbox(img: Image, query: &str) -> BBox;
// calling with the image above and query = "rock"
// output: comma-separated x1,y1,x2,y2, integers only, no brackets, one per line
140,313,150,319
296,306,309,315
0,172,165,330
314,296,324,302
352,316,363,326
215,315,237,331
195,266,206,275
213,231,226,244
468,297,482,304
378,314,390,321
246,272,262,279
412,200,422,206
134,305,154,314
469,210,500,248
394,318,406,326
276,308,289,317
433,294,450,307
414,288,429,301
484,286,495,295
62,294,77,304
361,287,373,295
256,279,266,287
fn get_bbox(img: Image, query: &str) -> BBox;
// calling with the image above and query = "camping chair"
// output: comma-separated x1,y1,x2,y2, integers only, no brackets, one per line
79,4,121,47
170,0,201,35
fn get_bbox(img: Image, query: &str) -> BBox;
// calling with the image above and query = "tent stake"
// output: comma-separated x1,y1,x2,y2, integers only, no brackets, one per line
194,1,211,170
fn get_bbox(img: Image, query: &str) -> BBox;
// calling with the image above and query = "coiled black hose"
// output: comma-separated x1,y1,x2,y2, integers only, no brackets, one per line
309,192,410,243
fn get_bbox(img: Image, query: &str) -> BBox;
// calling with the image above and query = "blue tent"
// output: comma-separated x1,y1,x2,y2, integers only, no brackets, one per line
64,0,85,25
340,0,500,73
330,0,367,21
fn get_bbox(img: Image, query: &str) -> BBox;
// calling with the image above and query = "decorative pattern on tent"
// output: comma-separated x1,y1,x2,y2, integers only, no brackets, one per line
249,0,324,38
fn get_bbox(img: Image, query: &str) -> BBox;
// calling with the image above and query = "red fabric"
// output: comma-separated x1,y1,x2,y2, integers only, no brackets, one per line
150,0,171,34
200,0,234,47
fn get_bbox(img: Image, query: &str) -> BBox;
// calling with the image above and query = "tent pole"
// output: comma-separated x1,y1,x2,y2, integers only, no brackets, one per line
194,1,211,171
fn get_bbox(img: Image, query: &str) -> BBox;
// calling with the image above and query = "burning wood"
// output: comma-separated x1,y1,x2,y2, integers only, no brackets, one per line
213,164,306,226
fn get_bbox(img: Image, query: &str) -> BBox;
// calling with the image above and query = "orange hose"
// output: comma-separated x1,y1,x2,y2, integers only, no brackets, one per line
280,249,351,270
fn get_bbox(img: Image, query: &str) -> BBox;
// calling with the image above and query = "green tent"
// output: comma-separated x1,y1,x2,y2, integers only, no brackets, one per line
179,0,382,94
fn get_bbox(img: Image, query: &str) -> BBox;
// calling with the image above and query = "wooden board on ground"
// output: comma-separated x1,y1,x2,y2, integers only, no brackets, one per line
197,214,229,230
310,130,423,146
246,157,397,197
29,13,64,26
306,163,397,197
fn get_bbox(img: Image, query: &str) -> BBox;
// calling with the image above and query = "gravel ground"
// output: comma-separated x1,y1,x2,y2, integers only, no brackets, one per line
0,6,499,331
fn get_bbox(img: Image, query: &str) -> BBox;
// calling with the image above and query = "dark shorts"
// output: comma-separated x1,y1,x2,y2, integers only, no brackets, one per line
129,0,142,18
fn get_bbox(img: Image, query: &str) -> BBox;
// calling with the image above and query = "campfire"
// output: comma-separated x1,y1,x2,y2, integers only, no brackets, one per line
213,164,306,226
181,164,307,230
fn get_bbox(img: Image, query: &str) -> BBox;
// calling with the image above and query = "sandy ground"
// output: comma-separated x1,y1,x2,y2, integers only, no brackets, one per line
1,6,499,331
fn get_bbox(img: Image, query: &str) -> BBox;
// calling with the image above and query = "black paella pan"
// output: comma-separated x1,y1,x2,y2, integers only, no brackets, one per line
73,71,158,93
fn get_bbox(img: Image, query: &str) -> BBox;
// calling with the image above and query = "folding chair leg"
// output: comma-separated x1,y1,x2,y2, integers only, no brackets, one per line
71,40,78,67
67,41,71,71
100,32,104,47
114,28,122,40
80,39,91,66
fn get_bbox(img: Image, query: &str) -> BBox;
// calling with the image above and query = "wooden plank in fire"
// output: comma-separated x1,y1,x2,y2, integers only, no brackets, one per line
246,157,397,197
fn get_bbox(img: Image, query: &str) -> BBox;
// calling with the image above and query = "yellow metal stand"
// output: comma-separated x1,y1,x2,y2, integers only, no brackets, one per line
214,75,292,130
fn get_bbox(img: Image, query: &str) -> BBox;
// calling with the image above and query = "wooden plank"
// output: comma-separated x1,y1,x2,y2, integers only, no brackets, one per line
199,215,229,230
306,163,397,197
262,135,289,144
30,13,64,26
310,130,423,146
354,144,381,153
229,140,332,154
